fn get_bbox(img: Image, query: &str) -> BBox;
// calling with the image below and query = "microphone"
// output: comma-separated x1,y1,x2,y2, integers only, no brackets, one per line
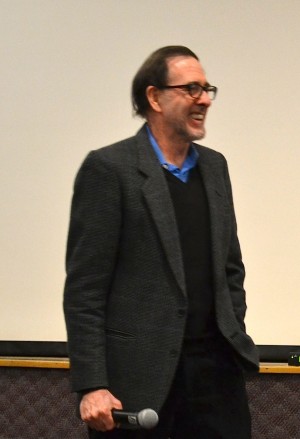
112,408,159,429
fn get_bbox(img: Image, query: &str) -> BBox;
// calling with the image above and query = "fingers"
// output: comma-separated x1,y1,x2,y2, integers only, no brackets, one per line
80,389,122,431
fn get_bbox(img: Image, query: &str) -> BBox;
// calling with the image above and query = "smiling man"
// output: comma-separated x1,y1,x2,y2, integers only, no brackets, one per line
64,46,259,439
146,56,211,147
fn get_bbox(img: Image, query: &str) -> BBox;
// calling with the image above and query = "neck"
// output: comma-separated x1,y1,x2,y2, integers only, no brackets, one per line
147,122,190,168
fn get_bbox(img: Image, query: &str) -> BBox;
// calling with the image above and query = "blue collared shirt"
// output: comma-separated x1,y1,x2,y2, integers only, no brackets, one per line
146,125,199,183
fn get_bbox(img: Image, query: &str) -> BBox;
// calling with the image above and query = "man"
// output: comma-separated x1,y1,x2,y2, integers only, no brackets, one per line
63,46,259,439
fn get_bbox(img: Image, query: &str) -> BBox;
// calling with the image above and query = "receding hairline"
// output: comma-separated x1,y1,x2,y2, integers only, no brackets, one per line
165,55,206,80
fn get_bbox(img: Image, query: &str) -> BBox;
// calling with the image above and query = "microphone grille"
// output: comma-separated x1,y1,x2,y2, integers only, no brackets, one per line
137,408,159,429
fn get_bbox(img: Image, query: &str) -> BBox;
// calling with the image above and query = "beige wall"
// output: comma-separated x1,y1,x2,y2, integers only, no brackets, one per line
1,0,299,345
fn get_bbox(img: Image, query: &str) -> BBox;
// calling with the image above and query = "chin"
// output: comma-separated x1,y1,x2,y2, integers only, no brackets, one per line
190,129,205,142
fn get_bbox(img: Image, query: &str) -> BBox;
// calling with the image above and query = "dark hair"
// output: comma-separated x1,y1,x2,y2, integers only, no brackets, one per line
131,45,199,118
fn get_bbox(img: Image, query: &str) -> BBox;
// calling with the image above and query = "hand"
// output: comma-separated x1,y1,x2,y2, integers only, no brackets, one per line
80,388,123,431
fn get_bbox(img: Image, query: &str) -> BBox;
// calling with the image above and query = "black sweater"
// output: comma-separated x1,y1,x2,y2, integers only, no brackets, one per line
164,167,218,341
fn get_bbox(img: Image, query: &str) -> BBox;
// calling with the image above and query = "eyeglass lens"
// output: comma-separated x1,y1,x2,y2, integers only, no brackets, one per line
189,84,216,100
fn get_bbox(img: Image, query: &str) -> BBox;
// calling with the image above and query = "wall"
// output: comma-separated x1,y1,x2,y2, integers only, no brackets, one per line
1,0,300,345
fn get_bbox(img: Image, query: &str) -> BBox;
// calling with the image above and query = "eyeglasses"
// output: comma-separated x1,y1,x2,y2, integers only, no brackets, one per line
157,82,217,100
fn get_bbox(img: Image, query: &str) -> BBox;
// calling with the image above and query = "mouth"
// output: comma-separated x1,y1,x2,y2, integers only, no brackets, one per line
191,112,204,122
189,110,206,127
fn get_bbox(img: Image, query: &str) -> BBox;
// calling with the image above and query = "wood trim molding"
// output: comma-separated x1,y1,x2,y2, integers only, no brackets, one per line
0,357,69,369
259,362,300,374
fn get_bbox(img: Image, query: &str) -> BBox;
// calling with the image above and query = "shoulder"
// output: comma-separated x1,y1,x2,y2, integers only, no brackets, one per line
87,135,138,166
80,125,149,172
76,136,139,180
193,143,228,166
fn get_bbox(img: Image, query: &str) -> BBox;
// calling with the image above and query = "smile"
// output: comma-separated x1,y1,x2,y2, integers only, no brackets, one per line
191,113,204,121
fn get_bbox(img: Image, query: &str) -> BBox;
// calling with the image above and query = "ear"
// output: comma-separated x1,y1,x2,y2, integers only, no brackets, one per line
146,85,162,113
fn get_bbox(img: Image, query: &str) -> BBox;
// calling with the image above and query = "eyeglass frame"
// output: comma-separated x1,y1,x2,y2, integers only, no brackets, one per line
156,82,217,100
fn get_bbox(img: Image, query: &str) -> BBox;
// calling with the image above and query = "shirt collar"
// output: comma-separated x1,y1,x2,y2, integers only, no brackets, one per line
146,125,199,179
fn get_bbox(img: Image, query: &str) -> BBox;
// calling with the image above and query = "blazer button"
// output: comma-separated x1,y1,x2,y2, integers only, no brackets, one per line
178,309,186,317
170,349,178,357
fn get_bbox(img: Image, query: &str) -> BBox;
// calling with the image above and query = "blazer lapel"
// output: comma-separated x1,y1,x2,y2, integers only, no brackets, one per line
135,128,186,296
197,151,229,281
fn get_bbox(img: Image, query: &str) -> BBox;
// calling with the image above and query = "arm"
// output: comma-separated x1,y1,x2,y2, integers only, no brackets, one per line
63,151,122,391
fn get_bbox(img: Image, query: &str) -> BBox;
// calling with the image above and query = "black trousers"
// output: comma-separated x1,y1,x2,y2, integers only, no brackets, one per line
89,338,252,439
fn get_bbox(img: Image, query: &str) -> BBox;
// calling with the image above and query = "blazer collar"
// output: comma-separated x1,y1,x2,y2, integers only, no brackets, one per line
136,125,186,296
195,148,229,283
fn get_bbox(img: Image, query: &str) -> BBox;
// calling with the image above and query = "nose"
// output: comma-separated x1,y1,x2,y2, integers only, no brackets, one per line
195,90,211,107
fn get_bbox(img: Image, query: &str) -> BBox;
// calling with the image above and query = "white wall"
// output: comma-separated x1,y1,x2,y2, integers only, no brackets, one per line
1,0,299,344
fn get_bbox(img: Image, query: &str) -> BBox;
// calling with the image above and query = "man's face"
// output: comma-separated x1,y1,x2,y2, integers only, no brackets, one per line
159,56,212,143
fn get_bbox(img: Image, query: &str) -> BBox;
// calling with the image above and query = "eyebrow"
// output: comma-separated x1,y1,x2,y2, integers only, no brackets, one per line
188,81,211,87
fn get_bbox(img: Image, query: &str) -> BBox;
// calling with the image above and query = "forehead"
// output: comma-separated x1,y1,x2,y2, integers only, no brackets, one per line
166,56,207,84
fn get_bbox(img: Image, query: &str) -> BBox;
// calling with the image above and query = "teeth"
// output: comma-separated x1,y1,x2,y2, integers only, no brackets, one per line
191,113,204,120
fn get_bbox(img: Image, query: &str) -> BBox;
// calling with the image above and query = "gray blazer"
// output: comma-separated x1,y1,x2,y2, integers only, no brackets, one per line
63,124,259,412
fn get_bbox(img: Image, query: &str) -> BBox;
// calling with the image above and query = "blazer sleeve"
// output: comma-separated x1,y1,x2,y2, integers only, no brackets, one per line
63,151,122,392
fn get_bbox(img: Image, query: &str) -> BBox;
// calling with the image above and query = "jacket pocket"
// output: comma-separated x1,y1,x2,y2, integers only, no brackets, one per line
105,327,135,339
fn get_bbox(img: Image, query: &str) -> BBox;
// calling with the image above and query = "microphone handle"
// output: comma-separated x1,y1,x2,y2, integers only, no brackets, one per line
112,409,141,429
112,408,158,430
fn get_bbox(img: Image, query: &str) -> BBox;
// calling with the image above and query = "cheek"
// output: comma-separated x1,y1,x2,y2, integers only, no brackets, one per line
170,104,189,119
